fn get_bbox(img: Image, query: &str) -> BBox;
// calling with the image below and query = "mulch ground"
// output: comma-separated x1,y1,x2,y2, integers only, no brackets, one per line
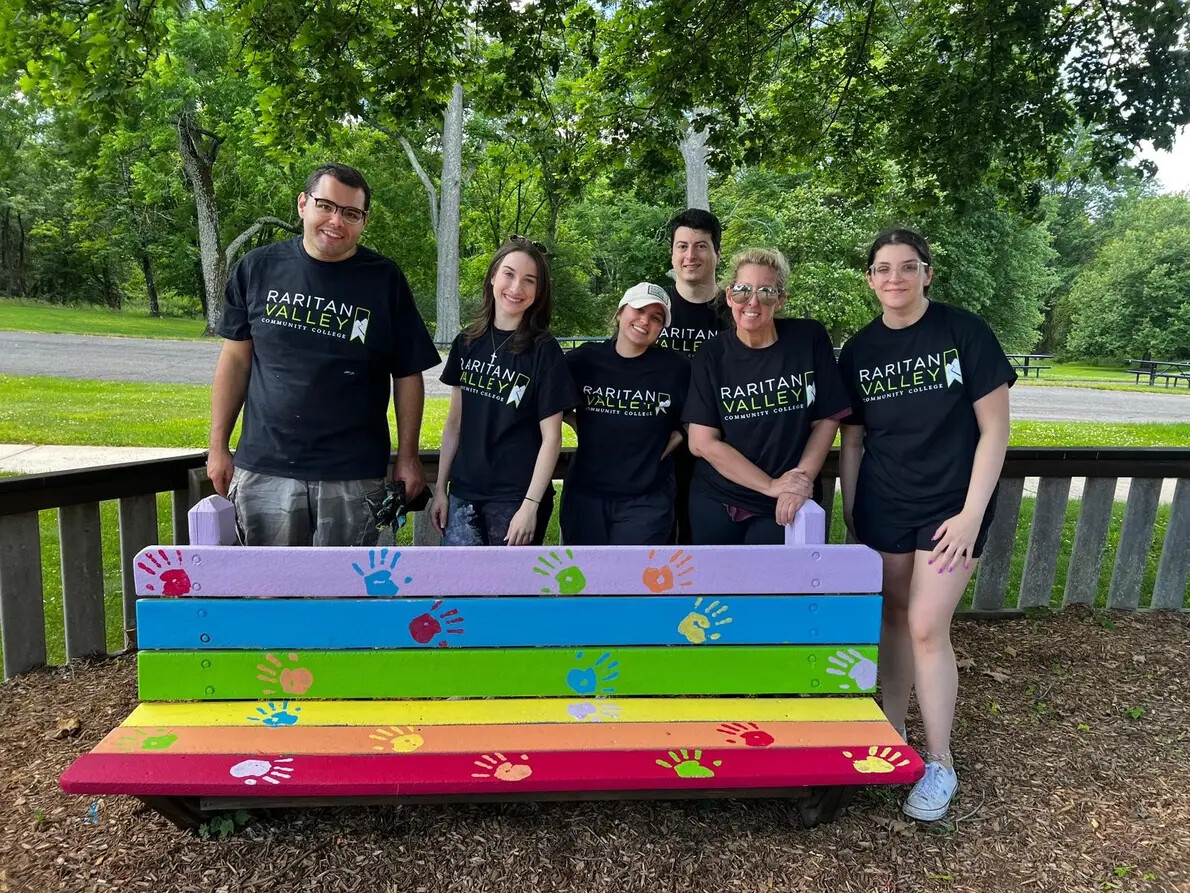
2,609,1187,893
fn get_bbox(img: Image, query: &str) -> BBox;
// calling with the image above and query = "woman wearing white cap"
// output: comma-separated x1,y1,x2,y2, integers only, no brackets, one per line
682,248,851,544
561,283,692,545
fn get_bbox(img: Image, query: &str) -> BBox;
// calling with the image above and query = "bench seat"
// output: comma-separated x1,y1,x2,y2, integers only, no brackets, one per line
61,695,918,797
61,499,923,828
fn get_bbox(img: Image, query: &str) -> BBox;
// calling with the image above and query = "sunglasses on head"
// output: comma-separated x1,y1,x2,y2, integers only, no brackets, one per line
506,233,550,255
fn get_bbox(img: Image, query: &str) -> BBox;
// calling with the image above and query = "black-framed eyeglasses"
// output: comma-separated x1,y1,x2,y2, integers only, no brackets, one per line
728,283,784,306
506,233,550,255
308,195,368,225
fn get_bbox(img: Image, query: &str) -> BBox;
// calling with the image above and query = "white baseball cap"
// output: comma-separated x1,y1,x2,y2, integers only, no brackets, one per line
617,282,672,328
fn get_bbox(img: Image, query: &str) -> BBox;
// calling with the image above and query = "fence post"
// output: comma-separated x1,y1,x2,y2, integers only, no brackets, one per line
118,494,159,651
1152,478,1190,610
0,512,46,678
1107,479,1161,610
972,478,1025,610
1062,477,1117,608
59,502,107,659
1018,477,1071,609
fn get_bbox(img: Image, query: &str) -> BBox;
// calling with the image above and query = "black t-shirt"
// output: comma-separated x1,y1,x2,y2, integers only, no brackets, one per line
217,237,440,480
564,340,692,498
838,300,1017,521
440,329,578,502
682,318,851,515
655,285,731,358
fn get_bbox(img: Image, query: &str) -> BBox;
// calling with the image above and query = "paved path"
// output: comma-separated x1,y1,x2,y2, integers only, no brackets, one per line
0,331,453,397
3,331,1189,417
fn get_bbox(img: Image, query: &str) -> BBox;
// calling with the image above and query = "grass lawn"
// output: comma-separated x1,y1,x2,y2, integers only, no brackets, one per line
1019,361,1190,396
0,299,208,340
2,374,1188,448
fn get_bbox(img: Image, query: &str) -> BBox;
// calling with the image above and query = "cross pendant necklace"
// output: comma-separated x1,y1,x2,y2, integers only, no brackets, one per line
490,329,514,362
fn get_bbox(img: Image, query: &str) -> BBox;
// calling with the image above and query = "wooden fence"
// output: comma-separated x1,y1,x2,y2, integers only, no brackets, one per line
1,448,1187,679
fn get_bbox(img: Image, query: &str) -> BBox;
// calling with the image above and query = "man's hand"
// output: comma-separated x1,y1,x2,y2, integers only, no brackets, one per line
207,446,235,497
393,455,427,503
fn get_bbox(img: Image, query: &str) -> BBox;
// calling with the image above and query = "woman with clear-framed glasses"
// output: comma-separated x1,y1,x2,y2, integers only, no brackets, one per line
432,237,578,547
681,248,851,544
837,227,1015,822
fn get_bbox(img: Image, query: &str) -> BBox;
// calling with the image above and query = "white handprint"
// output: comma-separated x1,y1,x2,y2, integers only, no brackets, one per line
825,649,877,691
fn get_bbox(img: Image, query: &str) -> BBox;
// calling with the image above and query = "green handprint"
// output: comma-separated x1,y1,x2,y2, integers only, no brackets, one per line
533,550,588,594
655,749,722,779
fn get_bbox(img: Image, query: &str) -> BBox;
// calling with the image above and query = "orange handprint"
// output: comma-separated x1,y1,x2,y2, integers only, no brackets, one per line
643,549,694,593
257,653,314,696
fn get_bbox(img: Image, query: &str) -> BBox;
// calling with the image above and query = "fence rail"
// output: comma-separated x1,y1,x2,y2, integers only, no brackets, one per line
1,448,1188,678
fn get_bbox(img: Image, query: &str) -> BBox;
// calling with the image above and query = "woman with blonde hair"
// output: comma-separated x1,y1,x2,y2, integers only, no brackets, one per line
682,248,851,544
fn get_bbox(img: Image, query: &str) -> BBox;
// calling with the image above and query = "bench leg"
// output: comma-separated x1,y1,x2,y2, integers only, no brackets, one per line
797,785,859,829
139,796,205,831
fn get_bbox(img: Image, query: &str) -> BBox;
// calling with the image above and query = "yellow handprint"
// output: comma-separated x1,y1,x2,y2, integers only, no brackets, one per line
676,597,732,644
369,725,425,753
842,745,911,774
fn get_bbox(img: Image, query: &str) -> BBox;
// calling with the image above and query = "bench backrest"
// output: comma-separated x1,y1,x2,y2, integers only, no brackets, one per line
131,498,884,705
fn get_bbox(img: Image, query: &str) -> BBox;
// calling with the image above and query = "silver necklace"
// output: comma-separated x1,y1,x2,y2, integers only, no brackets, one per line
490,328,514,362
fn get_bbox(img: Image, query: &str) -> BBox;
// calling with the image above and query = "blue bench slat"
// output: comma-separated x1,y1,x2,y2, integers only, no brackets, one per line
136,595,883,650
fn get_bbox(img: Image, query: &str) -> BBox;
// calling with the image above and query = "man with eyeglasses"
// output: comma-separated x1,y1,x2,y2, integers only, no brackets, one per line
207,162,440,546
655,208,732,544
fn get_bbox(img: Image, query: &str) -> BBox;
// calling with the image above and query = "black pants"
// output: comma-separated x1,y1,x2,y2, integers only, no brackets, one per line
688,490,785,545
560,486,674,546
671,445,696,545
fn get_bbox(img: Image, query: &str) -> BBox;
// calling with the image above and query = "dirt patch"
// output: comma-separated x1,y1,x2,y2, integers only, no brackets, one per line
2,610,1187,893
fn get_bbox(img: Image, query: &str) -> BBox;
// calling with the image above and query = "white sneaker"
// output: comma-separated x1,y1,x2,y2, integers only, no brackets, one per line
902,761,958,821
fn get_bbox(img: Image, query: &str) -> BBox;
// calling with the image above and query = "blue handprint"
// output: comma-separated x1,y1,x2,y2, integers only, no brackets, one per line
566,651,620,696
247,700,302,727
352,548,413,595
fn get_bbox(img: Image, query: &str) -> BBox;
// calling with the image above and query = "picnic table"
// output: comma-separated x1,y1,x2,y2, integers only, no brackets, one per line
1006,354,1053,378
1126,358,1190,388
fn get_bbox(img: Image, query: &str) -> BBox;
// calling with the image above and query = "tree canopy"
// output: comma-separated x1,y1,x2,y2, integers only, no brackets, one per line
2,0,1189,357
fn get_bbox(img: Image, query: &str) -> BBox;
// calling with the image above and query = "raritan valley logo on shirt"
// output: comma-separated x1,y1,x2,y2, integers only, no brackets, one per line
658,326,718,356
858,350,962,401
583,386,672,417
262,289,371,344
720,371,814,421
458,357,532,407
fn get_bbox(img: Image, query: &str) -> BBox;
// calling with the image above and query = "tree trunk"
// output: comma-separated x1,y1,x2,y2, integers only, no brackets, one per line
434,83,464,345
177,116,226,335
138,233,160,316
195,255,209,320
679,110,712,211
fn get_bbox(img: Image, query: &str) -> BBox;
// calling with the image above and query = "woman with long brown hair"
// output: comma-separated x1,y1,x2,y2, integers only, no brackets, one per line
431,237,577,546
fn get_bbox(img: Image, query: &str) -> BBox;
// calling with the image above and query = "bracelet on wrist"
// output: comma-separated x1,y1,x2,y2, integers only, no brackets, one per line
524,495,540,505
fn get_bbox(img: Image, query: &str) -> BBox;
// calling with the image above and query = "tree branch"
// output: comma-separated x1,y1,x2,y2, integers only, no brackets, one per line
224,217,301,267
363,117,440,236
397,134,440,236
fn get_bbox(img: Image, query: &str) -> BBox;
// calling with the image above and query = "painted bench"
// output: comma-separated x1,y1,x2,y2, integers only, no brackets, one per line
60,496,923,830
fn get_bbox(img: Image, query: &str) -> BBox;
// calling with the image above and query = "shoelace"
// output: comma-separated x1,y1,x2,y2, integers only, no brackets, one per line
913,763,950,801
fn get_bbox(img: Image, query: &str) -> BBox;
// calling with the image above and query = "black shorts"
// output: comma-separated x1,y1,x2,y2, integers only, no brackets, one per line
854,502,996,558
560,484,674,546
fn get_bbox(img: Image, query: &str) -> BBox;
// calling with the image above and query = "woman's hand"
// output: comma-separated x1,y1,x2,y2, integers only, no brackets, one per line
504,501,539,546
929,510,983,573
766,467,813,499
430,488,449,535
775,490,808,526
